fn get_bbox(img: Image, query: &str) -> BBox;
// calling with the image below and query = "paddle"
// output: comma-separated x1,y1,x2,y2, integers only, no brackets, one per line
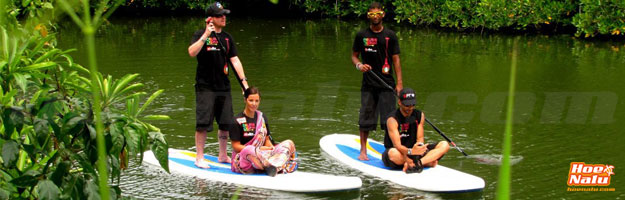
365,70,469,156
209,29,246,91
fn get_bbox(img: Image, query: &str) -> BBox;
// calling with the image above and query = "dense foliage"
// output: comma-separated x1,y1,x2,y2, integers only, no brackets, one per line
1,0,169,199
120,0,623,37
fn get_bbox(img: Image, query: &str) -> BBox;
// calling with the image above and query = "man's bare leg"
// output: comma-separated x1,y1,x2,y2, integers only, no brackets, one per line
195,130,210,168
420,141,449,167
218,130,231,163
358,130,370,160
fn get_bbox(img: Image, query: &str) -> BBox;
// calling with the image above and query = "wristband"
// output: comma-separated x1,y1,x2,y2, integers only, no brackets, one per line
355,63,362,70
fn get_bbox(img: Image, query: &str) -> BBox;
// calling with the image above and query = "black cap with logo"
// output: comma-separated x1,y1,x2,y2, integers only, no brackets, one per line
206,2,230,17
399,88,417,106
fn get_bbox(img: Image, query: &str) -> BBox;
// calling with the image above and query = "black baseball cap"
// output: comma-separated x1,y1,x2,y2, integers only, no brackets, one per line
206,2,230,17
399,88,417,106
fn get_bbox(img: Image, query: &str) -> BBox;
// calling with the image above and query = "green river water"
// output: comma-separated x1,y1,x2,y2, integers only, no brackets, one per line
57,16,624,199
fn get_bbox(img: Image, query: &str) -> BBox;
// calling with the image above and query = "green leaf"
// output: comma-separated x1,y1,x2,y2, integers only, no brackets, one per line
2,109,15,137
137,89,163,116
0,61,7,72
43,2,53,9
2,140,19,168
144,123,160,132
125,97,138,117
108,83,144,105
111,73,139,96
10,174,38,188
83,179,100,200
0,188,9,200
41,150,59,177
109,155,120,182
149,132,169,173
22,144,35,160
34,119,50,146
37,180,60,200
47,118,61,140
61,115,85,143
33,49,61,64
70,63,89,74
22,0,32,7
1,27,9,60
29,87,48,107
9,107,25,133
50,161,70,187
63,82,91,94
122,125,139,154
18,61,56,72
142,115,170,121
131,122,148,152
12,73,28,93
108,122,124,155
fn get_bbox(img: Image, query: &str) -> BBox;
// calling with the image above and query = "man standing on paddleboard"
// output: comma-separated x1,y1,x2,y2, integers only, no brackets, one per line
188,2,249,168
351,2,403,160
383,88,449,173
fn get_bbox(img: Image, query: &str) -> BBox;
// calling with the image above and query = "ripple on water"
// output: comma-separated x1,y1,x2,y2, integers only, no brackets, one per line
469,154,524,165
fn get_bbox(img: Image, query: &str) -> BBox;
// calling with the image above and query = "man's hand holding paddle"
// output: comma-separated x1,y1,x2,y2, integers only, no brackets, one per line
356,63,372,72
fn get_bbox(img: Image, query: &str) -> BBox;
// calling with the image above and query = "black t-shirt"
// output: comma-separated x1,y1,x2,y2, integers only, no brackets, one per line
230,112,273,145
384,109,422,149
190,30,239,91
352,27,400,89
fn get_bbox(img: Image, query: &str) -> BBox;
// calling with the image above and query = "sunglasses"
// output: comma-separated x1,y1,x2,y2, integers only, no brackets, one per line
367,11,384,17
212,14,225,18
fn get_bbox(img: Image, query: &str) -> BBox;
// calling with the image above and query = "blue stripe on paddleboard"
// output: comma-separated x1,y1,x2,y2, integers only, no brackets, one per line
202,154,222,164
169,157,264,176
368,141,386,156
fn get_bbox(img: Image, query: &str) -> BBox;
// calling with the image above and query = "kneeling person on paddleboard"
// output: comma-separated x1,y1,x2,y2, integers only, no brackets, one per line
383,88,449,173
229,87,298,176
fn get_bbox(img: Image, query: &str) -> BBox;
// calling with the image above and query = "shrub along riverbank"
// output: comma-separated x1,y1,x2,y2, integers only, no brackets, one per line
118,0,625,38
2,0,170,199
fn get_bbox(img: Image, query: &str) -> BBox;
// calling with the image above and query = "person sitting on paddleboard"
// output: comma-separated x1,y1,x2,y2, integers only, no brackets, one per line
229,87,298,176
383,88,449,173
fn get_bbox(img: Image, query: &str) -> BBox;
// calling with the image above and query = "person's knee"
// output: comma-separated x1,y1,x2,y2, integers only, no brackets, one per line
283,140,295,150
283,139,294,146
240,145,256,157
437,141,450,153
388,148,404,164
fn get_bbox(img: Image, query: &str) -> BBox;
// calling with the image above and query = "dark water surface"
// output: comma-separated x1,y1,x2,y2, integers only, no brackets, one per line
58,16,624,199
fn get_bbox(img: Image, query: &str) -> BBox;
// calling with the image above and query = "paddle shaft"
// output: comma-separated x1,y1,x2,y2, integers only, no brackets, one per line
210,31,246,91
366,70,469,156
424,118,469,156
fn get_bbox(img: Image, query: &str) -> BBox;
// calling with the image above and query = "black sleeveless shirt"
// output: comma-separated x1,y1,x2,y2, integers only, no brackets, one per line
384,109,422,149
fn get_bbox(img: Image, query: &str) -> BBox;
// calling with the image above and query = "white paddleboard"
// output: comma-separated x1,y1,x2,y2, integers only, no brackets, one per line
319,134,485,193
142,148,362,193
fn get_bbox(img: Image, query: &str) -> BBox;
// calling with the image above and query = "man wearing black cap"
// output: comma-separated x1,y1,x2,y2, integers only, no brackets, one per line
382,88,449,173
351,2,403,161
188,2,249,168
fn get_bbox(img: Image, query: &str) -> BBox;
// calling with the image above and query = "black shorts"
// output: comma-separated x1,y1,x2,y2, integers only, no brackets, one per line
382,143,439,169
195,85,234,132
359,87,396,131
